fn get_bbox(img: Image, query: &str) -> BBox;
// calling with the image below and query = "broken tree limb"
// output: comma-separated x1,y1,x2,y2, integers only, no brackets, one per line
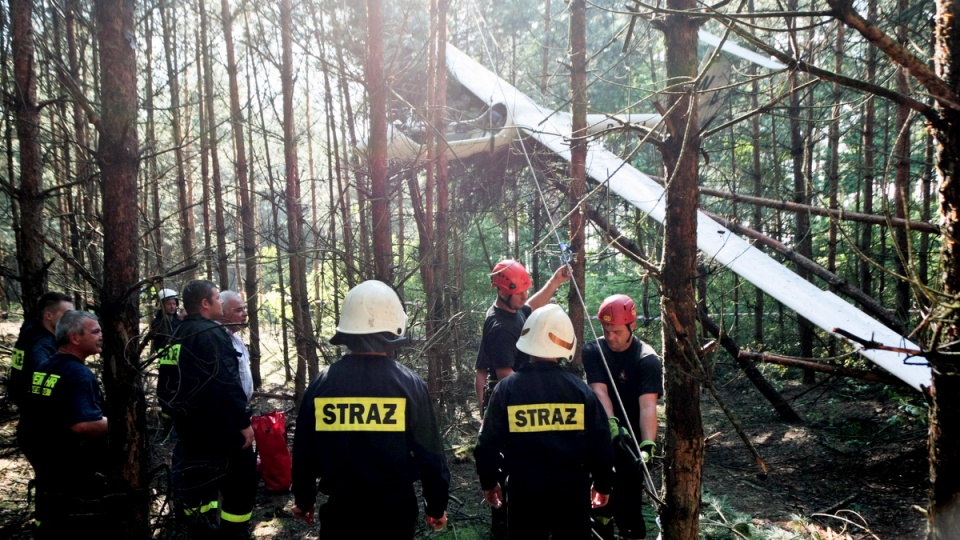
737,350,909,387
699,186,938,234
699,309,802,423
662,297,769,475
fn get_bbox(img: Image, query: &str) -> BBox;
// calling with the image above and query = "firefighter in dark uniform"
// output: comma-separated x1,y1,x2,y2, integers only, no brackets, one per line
475,304,615,540
583,294,663,540
474,259,570,537
158,279,256,540
8,292,74,408
291,280,450,538
17,310,110,538
150,288,182,353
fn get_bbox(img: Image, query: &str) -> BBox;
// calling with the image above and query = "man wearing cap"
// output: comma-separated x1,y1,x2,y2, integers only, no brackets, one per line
475,304,614,539
583,294,663,540
291,280,450,538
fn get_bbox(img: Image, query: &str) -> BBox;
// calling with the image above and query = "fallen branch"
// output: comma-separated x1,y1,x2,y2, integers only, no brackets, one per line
737,349,908,387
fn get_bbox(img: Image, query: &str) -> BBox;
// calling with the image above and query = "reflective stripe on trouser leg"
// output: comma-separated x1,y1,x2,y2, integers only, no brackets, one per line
183,500,219,516
219,444,257,525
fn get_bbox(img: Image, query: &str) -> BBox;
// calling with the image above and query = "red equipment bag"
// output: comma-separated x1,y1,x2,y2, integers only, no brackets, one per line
251,411,292,492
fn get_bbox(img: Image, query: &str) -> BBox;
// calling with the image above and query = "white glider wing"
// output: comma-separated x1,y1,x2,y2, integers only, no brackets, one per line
446,41,931,392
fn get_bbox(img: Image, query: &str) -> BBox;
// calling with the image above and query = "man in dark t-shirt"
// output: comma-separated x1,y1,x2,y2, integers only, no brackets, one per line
582,294,663,540
8,292,74,408
473,259,569,539
474,259,570,413
17,310,109,538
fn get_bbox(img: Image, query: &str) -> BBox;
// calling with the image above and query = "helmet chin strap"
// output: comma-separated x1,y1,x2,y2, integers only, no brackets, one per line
496,293,515,310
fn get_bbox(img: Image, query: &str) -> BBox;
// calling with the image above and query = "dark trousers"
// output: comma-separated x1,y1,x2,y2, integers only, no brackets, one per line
33,476,113,539
317,485,418,539
593,445,647,539
171,437,257,533
508,484,591,540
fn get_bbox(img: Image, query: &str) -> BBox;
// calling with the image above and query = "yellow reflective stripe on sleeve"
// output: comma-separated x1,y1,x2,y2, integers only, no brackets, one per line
11,348,24,370
157,344,181,366
314,397,406,432
507,403,585,432
220,509,252,523
183,500,218,516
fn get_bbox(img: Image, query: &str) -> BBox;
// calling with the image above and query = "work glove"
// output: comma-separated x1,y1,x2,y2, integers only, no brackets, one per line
608,417,631,443
638,440,656,463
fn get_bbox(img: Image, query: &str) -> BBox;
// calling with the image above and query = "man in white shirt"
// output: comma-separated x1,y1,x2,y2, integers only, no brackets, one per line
220,290,254,400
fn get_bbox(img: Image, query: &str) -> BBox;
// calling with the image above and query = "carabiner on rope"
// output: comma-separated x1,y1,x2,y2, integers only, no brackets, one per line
558,242,575,266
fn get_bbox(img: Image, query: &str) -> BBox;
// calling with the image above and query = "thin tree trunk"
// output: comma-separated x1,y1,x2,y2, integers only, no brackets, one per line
204,0,229,287
221,0,261,387
858,0,877,295
366,0,391,281
280,0,319,404
749,0,764,346
787,4,815,383
159,2,196,280
893,0,912,326
567,0,587,364
10,0,47,316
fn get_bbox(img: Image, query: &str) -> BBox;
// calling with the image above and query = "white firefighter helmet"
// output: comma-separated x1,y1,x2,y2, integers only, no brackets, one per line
516,304,577,360
333,280,407,337
157,288,179,302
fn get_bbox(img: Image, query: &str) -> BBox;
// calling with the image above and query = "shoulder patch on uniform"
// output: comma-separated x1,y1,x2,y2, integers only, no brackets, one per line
507,403,584,432
314,397,406,432
11,348,24,370
158,344,181,366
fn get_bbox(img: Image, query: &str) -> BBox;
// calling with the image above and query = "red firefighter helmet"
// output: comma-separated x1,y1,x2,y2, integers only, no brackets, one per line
597,294,637,326
490,259,532,294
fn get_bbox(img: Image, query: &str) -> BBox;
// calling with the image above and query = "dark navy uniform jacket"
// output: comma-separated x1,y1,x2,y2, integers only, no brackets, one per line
151,310,181,353
475,361,615,495
9,319,57,407
475,304,532,383
292,354,450,519
583,337,663,434
17,352,107,488
158,313,249,448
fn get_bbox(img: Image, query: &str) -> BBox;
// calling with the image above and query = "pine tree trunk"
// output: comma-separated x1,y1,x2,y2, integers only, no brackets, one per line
159,3,196,280
366,0,391,281
222,0,260,385
10,0,47,317
280,0,319,403
657,4,704,538
858,0,876,295
96,0,148,535
567,0,587,363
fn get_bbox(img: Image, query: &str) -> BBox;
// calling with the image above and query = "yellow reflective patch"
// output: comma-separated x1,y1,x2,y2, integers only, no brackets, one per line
157,344,180,366
314,397,406,432
11,348,24,370
30,372,59,396
507,403,585,432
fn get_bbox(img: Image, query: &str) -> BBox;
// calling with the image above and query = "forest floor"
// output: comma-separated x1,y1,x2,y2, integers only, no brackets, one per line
0,319,929,539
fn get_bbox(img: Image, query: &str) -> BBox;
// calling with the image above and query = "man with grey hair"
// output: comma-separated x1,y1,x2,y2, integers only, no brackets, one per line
17,310,110,538
220,290,253,401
